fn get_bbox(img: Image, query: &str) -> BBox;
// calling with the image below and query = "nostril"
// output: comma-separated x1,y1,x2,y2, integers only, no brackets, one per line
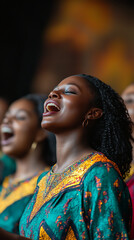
3,117,7,123
2,115,12,124
49,91,59,99
53,93,58,98
48,92,53,98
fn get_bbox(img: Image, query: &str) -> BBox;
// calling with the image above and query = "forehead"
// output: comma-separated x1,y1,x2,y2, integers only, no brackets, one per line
122,85,134,98
58,76,90,91
9,99,34,112
0,99,8,111
0,98,8,106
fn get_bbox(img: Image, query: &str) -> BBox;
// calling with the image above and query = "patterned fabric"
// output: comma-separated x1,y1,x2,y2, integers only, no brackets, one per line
0,172,43,234
20,152,132,239
126,173,134,240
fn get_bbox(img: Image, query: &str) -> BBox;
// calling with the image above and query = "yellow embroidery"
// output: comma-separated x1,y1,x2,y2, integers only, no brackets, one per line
39,226,51,240
30,154,121,221
39,225,77,240
125,163,134,181
0,176,38,213
65,226,77,240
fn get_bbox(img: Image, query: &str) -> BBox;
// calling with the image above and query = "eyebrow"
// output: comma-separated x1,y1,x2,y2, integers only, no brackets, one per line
6,109,32,116
56,82,81,91
66,83,81,89
17,109,32,115
124,92,134,96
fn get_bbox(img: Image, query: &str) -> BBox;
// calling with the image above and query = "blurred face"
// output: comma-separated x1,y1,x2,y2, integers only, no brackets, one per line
0,99,39,158
41,76,96,133
122,84,134,123
0,98,8,125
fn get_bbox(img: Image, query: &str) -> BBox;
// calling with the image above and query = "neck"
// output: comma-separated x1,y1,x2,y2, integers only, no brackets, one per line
12,149,49,180
54,131,95,173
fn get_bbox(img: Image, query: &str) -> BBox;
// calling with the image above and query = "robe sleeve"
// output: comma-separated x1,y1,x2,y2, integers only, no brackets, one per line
84,162,132,239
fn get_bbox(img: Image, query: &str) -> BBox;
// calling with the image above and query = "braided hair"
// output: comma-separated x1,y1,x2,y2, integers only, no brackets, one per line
76,74,133,179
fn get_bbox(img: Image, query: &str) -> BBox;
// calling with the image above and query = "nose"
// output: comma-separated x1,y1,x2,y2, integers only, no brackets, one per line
48,90,60,99
2,115,12,124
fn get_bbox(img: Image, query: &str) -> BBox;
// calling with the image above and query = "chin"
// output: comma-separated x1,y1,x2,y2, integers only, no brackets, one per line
1,146,12,154
41,121,58,134
41,120,52,131
2,147,18,159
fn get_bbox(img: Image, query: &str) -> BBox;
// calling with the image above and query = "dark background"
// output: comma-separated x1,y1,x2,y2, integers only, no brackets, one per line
0,0,60,102
0,0,134,103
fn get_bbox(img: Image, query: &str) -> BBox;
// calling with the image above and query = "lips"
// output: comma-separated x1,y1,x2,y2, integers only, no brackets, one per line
43,100,60,116
1,126,14,146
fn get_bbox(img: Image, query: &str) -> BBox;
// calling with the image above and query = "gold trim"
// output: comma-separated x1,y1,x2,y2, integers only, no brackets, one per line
30,154,120,221
39,226,51,240
125,163,134,182
0,176,38,213
65,226,77,240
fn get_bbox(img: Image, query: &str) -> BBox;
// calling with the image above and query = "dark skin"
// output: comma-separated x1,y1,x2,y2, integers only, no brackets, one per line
0,76,102,238
0,98,8,125
42,76,103,173
122,84,134,163
0,99,48,186
0,98,9,149
122,84,134,125
0,229,29,240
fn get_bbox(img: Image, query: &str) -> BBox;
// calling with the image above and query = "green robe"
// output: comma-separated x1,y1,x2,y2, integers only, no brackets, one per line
20,152,131,239
0,154,16,185
0,172,41,233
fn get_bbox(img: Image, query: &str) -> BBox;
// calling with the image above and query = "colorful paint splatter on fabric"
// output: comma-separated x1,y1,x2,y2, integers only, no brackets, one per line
20,152,132,239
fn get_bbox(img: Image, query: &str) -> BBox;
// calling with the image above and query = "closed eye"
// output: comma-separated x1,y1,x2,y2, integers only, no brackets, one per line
16,116,27,120
64,90,77,94
64,87,77,95
125,99,134,104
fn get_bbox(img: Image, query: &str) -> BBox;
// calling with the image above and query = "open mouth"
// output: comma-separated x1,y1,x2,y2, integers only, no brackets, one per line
46,102,60,112
1,126,14,145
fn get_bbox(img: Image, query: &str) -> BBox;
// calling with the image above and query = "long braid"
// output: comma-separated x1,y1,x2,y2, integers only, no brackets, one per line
76,74,133,178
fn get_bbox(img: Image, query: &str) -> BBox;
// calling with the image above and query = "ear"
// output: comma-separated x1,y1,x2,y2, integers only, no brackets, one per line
34,129,47,143
86,107,103,120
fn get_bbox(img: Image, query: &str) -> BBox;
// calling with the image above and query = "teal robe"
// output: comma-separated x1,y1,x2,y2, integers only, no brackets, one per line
20,152,132,239
0,154,16,185
0,172,41,234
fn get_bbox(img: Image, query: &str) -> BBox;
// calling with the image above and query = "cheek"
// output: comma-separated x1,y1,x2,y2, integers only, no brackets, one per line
64,108,83,121
41,99,89,132
15,122,37,134
64,100,87,119
12,130,36,156
127,107,134,120
14,123,38,143
58,103,86,129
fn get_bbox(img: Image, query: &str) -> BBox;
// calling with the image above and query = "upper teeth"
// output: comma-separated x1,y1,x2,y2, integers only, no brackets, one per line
46,103,60,111
1,126,13,134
